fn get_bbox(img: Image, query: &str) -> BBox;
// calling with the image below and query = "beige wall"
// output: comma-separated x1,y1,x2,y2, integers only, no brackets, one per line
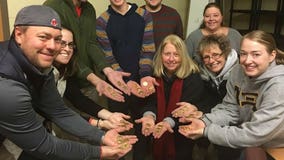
7,0,189,35
0,4,3,40
7,0,46,32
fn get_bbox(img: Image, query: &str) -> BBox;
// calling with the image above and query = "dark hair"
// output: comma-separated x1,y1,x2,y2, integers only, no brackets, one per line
54,27,78,80
198,34,231,59
242,30,284,65
199,2,224,29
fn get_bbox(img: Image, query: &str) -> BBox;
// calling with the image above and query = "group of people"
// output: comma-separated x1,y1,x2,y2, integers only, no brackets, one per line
0,0,283,160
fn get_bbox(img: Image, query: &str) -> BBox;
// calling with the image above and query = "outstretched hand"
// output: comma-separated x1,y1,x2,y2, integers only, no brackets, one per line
96,79,125,102
104,68,131,95
127,80,145,98
101,145,132,160
107,112,133,132
102,129,138,147
135,115,155,136
140,76,159,97
172,102,199,118
152,121,173,139
101,130,138,160
87,73,124,102
178,118,205,140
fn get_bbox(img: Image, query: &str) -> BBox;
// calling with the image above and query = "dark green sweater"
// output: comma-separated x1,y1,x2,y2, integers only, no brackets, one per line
44,0,109,88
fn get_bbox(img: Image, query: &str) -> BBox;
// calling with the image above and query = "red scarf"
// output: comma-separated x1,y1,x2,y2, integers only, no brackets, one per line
75,6,82,17
153,77,183,160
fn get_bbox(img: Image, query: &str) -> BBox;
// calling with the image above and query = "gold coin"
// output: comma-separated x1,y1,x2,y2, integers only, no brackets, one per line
145,123,151,127
119,143,129,150
137,88,144,95
148,86,154,91
117,81,122,86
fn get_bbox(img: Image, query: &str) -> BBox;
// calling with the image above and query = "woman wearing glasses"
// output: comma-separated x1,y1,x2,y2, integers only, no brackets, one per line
179,30,284,160
196,34,240,160
198,34,238,108
135,34,208,160
52,28,133,135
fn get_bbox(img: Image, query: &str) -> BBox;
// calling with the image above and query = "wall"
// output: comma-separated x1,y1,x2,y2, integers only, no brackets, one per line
0,0,10,40
0,5,3,40
6,0,191,36
6,0,212,38
186,0,209,37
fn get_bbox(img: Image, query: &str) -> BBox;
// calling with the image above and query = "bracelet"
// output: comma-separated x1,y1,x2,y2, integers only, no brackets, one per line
97,119,101,128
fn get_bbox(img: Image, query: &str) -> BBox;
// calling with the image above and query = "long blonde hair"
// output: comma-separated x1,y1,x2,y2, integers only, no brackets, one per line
153,34,199,78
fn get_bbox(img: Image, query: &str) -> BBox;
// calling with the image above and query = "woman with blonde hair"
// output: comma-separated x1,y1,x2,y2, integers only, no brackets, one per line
136,34,208,160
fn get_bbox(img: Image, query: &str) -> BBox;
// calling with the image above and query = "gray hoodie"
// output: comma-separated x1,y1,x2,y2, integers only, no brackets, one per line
200,49,238,89
202,61,284,148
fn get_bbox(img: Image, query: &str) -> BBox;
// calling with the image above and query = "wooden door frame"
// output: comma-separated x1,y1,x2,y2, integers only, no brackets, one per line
0,0,10,41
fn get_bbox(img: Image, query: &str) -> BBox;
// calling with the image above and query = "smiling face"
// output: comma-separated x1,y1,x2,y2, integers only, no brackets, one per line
202,44,226,74
161,42,181,76
203,6,223,32
144,0,162,11
14,26,62,69
240,38,276,78
55,29,74,65
110,0,126,7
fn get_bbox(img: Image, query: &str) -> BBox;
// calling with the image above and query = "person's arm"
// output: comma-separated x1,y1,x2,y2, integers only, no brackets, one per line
135,93,157,136
96,12,122,72
204,78,284,148
96,12,131,95
201,70,240,127
35,74,105,144
0,78,103,159
139,9,155,78
64,77,103,118
65,77,132,131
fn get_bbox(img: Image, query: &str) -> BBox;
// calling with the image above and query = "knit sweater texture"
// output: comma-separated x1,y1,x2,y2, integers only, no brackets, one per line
96,3,155,82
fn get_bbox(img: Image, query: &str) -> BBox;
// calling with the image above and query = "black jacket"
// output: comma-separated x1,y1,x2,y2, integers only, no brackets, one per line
0,39,104,160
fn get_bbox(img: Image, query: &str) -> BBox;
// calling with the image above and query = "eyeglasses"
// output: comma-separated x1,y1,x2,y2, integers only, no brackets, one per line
202,53,223,63
61,40,76,49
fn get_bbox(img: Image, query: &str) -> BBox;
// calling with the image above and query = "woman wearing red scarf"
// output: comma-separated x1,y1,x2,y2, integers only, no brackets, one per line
135,34,208,160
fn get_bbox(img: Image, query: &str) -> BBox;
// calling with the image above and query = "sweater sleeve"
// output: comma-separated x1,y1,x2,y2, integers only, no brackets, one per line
202,70,240,127
204,78,284,148
174,9,184,39
96,12,122,72
185,30,202,64
64,77,103,118
138,9,156,78
87,7,110,72
0,77,103,160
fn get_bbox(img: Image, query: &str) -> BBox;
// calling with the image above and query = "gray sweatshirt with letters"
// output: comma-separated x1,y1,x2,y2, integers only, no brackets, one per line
202,62,284,148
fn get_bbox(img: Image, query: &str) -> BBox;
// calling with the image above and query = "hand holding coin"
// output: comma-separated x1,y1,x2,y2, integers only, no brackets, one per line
127,80,145,98
152,121,173,139
140,76,159,96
